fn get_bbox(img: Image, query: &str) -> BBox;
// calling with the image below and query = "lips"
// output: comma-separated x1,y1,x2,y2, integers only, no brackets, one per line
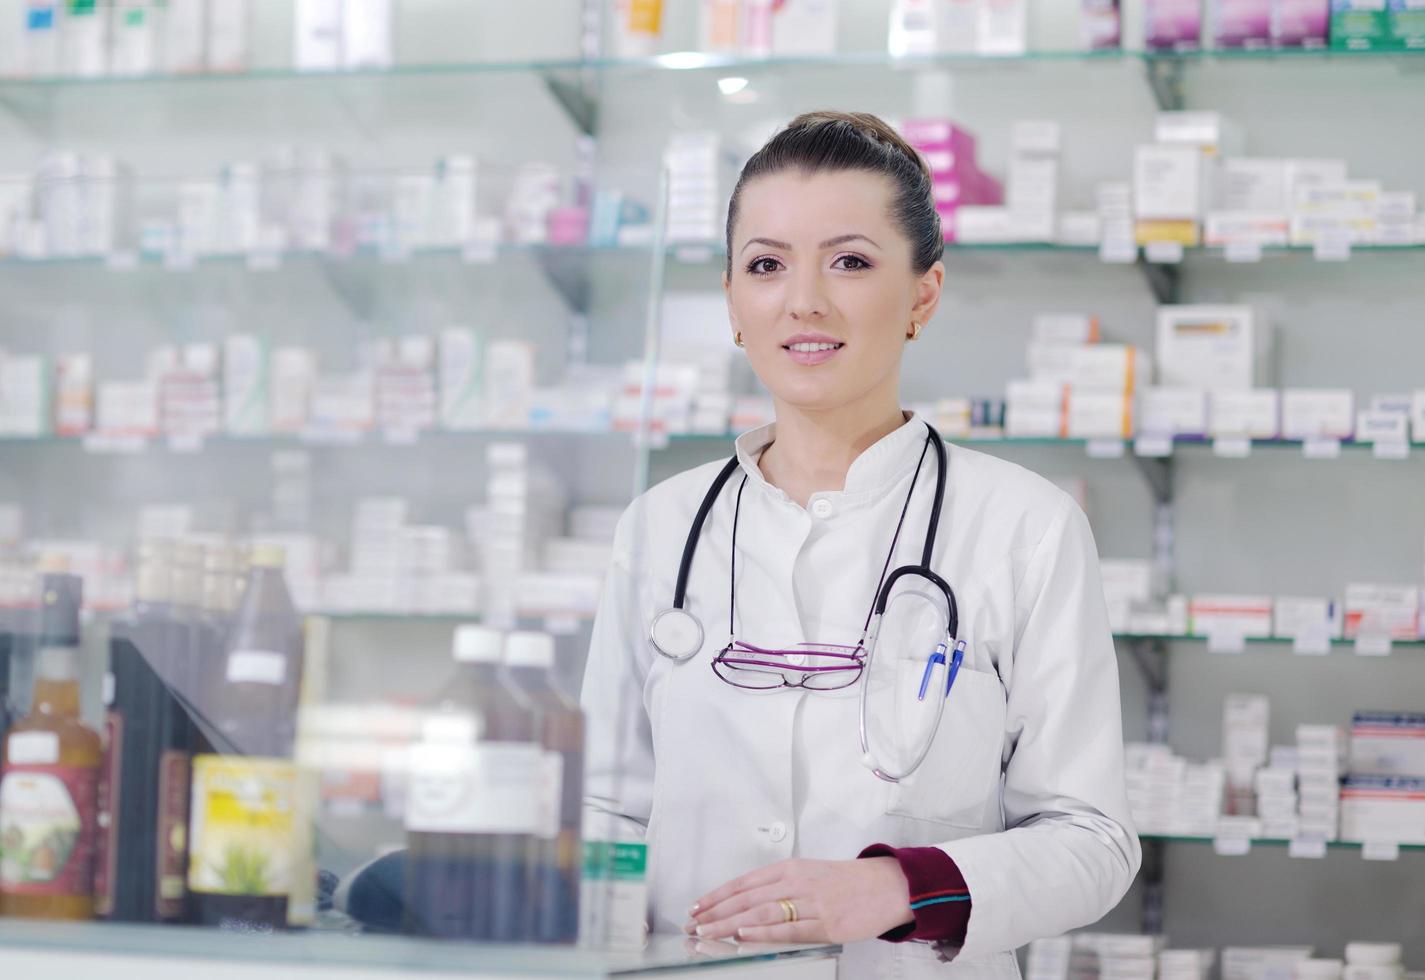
781,332,845,367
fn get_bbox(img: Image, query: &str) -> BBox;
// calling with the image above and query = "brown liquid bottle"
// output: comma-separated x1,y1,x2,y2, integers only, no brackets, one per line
0,572,102,920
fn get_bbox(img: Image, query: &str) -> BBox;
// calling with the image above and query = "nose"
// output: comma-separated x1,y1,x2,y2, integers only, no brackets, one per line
786,264,828,321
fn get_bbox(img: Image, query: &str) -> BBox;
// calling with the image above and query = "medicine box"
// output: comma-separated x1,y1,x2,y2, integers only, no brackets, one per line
1344,584,1421,640
1350,712,1425,778
1138,386,1208,437
1281,388,1354,440
1191,595,1273,637
1339,776,1425,844
1273,596,1343,639
1156,305,1270,391
1209,389,1280,438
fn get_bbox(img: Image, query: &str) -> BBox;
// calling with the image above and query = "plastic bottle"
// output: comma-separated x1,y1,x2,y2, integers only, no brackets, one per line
502,630,583,943
0,572,102,920
404,625,541,941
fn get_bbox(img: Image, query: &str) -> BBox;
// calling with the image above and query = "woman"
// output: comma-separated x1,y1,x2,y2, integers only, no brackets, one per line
581,111,1140,978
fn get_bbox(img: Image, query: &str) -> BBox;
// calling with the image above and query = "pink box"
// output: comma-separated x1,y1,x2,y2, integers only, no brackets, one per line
1271,0,1328,46
1214,0,1272,47
901,119,978,155
1145,0,1203,49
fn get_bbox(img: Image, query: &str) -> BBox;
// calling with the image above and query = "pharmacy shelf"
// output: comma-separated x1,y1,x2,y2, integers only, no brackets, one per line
1114,634,1425,651
1141,834,1425,853
667,433,1423,456
0,427,639,455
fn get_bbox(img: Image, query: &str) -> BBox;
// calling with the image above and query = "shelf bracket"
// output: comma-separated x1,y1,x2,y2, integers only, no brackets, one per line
1128,638,1169,696
1131,453,1174,506
543,69,600,137
1140,836,1167,935
1138,256,1181,305
1144,56,1185,112
534,245,593,313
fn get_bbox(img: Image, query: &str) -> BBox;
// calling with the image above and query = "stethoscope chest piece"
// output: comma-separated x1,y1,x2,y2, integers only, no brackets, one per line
650,607,704,662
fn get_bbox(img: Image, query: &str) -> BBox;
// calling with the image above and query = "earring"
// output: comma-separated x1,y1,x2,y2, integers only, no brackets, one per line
734,332,744,348
908,322,923,340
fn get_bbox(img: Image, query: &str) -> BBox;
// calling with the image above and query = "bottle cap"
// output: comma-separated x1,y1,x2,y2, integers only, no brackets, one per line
250,543,286,568
453,624,503,664
39,572,83,645
504,631,555,669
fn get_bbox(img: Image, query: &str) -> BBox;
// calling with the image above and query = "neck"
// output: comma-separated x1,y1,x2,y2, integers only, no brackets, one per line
759,389,907,507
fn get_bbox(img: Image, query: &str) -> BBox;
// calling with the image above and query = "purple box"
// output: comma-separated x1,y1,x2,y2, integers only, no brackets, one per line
1272,0,1329,46
1214,0,1272,46
1145,0,1204,49
1082,0,1122,49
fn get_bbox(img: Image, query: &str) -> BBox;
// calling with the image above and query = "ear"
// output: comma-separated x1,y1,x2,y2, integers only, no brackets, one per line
723,268,739,339
909,260,945,333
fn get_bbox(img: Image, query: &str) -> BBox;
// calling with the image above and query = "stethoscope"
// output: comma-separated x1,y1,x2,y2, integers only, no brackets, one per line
647,424,961,782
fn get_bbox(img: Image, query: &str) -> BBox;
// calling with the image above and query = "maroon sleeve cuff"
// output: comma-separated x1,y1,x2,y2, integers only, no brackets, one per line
858,843,971,945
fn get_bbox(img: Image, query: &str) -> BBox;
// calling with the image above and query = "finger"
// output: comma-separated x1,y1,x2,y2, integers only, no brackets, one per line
735,920,830,945
692,883,792,929
689,863,786,916
696,898,802,941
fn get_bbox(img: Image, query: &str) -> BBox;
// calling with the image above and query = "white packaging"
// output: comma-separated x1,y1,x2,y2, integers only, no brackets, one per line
1204,211,1290,247
0,354,49,437
1139,386,1208,437
1355,409,1408,445
1073,344,1148,392
1339,776,1425,845
1281,388,1354,440
343,0,392,68
1056,211,1102,246
21,0,61,76
1191,595,1273,638
483,341,535,429
1413,391,1425,443
1027,342,1077,385
1066,388,1132,439
580,812,649,947
295,0,343,70
1155,111,1244,156
1032,313,1100,344
270,346,316,432
1345,944,1403,967
1100,559,1156,604
439,328,483,431
1005,380,1063,438
60,0,107,77
1293,181,1381,216
935,0,978,53
954,205,1015,243
1210,389,1280,439
429,155,476,247
223,334,268,435
1156,305,1268,392
1217,158,1289,213
1273,597,1343,640
160,0,205,73
1135,144,1205,221
207,0,250,72
110,0,157,75
1284,159,1348,201
888,0,937,56
95,379,158,436
977,0,1028,55
54,353,92,436
1344,584,1420,641
770,0,836,55
1012,119,1060,156
1350,713,1425,779
1223,692,1271,787
1289,212,1377,247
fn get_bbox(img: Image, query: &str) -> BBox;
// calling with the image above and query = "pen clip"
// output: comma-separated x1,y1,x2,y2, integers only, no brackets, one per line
945,640,966,697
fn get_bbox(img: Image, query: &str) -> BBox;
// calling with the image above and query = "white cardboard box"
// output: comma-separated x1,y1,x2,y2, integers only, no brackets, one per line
1139,386,1208,437
1210,389,1280,438
1273,596,1344,640
1066,388,1132,439
1156,305,1269,391
1135,144,1204,220
1282,388,1355,440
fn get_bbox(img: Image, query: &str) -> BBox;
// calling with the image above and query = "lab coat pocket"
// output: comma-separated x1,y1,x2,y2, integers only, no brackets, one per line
884,664,1007,830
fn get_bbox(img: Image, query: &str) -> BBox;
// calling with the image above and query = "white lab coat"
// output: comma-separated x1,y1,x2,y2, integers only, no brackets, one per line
581,415,1141,979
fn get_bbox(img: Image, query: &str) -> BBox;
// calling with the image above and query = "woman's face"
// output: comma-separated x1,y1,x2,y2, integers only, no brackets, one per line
723,169,944,414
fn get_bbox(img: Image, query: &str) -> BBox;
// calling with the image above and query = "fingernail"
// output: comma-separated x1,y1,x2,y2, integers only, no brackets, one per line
734,929,744,943
696,926,707,938
689,903,700,915
682,921,695,934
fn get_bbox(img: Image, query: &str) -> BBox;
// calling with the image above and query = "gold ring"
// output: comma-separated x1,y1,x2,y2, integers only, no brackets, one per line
778,898,798,923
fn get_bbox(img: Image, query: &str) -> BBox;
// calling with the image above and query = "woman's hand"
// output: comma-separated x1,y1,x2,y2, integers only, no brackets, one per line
682,857,913,944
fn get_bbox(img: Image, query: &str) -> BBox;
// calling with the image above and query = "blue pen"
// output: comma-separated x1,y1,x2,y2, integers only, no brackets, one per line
918,639,967,701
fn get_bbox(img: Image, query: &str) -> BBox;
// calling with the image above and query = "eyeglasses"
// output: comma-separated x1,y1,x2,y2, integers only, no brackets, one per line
711,639,865,691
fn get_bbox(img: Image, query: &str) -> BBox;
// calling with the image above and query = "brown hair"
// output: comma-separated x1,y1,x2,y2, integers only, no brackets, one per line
724,110,944,276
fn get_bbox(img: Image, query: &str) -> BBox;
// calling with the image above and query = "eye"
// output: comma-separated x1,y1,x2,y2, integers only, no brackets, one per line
745,256,783,276
832,253,872,271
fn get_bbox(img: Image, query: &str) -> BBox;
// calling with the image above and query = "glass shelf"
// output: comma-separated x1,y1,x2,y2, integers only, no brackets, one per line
667,433,1423,455
667,241,1425,264
1114,634,1425,650
1141,834,1425,852
0,919,838,977
3,46,1421,90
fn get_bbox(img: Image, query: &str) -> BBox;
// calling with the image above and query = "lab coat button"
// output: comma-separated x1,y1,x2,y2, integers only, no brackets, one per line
768,821,788,842
810,498,834,519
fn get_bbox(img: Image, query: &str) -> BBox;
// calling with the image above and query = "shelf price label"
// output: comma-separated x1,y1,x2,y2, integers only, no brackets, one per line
104,250,139,271
1354,634,1393,658
1134,434,1174,458
461,238,498,265
1086,438,1126,459
1207,631,1246,655
247,249,283,271
1213,436,1253,458
1144,241,1184,264
1288,838,1327,860
1098,238,1137,265
543,615,582,636
167,433,205,454
1212,835,1251,857
1224,242,1263,264
1313,236,1351,262
1372,441,1409,461
83,432,147,455
1292,627,1332,656
1302,438,1341,460
1362,840,1400,862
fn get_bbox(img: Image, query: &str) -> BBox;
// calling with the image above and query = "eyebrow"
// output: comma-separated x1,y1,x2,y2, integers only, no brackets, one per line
739,233,882,255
